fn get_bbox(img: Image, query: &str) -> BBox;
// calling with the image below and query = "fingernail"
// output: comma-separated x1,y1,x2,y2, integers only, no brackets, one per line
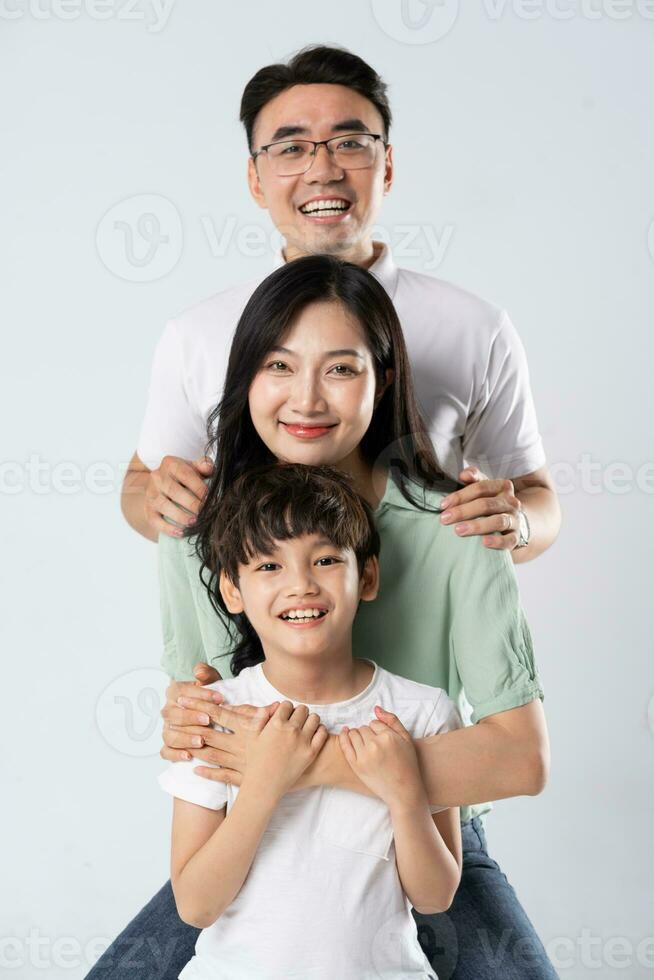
198,714,210,725
441,513,453,524
441,496,452,508
455,523,468,534
212,693,223,702
177,697,189,706
182,752,191,761
192,736,203,747
173,528,184,537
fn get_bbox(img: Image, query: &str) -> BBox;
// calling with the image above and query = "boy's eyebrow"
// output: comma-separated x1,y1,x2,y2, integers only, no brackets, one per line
269,345,365,360
268,118,370,142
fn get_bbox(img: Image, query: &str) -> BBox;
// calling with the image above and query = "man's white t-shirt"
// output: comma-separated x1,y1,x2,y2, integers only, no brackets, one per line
137,243,546,480
159,658,463,980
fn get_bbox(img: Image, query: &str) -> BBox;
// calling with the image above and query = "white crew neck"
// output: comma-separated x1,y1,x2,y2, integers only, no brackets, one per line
251,658,380,711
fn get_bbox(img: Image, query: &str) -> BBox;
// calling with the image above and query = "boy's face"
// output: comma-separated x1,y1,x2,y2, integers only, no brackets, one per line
219,533,379,662
247,83,393,264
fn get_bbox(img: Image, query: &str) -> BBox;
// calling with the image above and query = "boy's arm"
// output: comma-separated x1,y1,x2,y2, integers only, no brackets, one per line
391,802,462,914
170,782,280,929
298,699,549,806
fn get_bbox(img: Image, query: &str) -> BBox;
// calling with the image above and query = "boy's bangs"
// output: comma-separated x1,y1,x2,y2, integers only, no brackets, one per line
238,497,354,567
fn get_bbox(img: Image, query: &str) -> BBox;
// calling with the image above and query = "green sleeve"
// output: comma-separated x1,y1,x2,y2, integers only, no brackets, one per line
158,532,236,681
447,535,544,723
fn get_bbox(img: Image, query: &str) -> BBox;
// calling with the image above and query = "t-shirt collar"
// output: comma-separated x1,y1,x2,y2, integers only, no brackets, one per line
251,658,380,711
270,240,400,300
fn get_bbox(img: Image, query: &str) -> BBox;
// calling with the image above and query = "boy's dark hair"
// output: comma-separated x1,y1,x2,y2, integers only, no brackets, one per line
207,462,380,676
239,44,392,153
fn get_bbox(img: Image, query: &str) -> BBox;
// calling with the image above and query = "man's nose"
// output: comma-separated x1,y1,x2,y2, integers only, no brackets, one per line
303,143,345,183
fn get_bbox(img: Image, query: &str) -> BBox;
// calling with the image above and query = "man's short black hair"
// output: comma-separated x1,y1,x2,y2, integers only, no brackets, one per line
239,44,392,153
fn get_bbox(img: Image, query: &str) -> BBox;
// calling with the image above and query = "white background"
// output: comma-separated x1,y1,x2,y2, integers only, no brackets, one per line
2,1,653,977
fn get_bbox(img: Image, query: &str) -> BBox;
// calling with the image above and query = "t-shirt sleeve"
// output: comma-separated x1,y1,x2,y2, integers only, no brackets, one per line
448,535,544,724
158,757,228,811
421,692,464,814
462,310,546,479
159,532,237,681
136,319,207,471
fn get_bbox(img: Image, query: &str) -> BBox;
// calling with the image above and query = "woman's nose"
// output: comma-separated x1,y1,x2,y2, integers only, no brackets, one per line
288,373,328,415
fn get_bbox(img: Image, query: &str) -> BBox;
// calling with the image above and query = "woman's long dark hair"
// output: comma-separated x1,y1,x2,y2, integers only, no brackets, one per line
189,254,459,660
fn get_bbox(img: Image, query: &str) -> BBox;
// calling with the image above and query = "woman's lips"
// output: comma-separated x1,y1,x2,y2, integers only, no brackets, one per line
280,422,337,439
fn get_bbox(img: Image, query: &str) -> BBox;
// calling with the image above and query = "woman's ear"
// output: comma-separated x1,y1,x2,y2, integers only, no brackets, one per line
219,568,245,614
359,555,380,603
374,368,395,407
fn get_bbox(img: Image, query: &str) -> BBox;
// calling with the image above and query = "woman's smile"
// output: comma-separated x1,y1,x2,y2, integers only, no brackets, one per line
279,421,339,440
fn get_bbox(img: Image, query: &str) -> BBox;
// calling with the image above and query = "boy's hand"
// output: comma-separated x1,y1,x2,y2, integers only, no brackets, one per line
241,701,329,803
339,707,426,810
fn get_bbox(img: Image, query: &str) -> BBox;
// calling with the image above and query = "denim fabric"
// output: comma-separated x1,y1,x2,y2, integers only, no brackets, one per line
85,818,557,979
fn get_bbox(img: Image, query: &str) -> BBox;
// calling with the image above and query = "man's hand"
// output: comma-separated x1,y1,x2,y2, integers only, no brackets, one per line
144,454,214,539
160,661,280,777
439,467,522,552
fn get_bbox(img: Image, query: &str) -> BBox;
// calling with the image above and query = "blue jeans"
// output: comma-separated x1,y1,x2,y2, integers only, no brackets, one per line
85,817,557,979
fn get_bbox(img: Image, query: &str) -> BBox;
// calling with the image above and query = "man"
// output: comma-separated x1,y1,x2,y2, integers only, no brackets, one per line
101,45,560,980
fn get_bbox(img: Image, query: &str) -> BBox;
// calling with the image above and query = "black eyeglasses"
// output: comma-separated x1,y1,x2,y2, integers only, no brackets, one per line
251,133,386,176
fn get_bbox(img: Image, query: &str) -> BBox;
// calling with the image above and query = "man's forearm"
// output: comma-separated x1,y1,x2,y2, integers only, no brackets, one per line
297,702,549,807
513,480,561,565
121,465,156,541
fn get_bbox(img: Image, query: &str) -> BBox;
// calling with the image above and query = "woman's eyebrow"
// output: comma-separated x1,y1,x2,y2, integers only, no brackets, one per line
269,345,364,359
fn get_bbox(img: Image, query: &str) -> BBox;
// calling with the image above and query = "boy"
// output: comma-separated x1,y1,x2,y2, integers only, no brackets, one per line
159,462,463,980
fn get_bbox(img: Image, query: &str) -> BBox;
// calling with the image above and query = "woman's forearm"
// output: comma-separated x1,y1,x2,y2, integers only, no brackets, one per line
296,701,549,806
390,799,460,913
174,782,279,928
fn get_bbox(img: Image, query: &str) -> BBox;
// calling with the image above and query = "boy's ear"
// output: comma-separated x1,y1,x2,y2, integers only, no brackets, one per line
359,556,380,603
219,568,244,614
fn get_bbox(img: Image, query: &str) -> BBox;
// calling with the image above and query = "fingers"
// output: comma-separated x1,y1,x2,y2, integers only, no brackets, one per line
441,478,515,514
482,530,519,551
176,680,224,704
160,744,192,763
163,704,212,727
453,512,518,537
163,724,209,750
194,663,223,686
160,455,209,510
195,765,241,786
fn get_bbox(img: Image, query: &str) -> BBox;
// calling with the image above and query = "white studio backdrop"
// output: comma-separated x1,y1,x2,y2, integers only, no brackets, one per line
1,2,652,978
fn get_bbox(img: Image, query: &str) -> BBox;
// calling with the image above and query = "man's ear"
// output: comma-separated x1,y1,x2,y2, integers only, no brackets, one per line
247,156,268,211
383,143,394,196
359,555,380,603
219,568,245,614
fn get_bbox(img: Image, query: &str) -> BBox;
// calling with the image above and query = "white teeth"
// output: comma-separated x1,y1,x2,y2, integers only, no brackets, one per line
281,608,326,621
299,199,350,215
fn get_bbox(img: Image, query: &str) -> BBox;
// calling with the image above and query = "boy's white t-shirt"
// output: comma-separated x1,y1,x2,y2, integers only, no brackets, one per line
159,658,463,980
137,243,546,481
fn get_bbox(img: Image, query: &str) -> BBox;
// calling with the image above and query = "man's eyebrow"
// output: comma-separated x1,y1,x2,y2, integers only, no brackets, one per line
268,346,365,360
268,118,370,142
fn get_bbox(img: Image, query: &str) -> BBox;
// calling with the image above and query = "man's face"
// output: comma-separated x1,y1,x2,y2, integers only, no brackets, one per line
247,83,393,264
219,533,378,663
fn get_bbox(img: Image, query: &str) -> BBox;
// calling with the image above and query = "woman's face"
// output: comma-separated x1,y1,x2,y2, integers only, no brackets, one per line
248,300,388,468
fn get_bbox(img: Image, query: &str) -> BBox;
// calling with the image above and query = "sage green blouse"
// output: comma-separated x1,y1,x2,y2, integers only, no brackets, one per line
158,475,544,824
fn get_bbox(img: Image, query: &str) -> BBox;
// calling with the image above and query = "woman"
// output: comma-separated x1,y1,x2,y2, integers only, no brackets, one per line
87,255,555,980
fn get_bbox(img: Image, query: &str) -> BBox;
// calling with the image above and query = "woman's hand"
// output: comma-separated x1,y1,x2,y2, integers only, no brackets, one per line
241,701,329,802
161,662,278,770
339,706,427,810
